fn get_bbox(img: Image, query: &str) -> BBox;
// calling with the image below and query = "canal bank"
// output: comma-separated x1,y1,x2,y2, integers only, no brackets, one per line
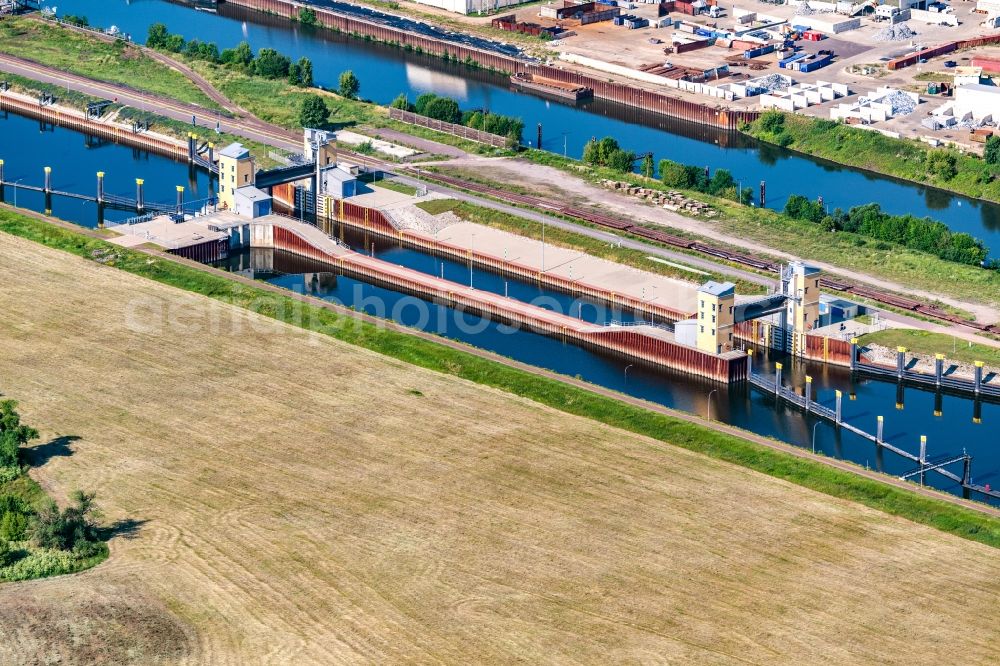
47,0,1000,245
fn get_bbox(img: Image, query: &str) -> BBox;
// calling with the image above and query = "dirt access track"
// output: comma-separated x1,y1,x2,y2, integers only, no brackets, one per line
0,231,998,662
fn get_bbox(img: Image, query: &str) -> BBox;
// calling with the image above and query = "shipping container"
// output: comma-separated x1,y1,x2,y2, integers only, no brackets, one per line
799,54,832,72
778,52,806,68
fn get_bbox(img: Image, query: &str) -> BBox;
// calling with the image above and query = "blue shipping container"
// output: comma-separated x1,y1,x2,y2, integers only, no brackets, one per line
799,54,832,72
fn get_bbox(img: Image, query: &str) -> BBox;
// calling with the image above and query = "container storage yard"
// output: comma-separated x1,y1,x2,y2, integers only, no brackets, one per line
498,0,996,133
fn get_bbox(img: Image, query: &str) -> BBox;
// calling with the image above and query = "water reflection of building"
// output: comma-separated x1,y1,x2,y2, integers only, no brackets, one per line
404,63,469,100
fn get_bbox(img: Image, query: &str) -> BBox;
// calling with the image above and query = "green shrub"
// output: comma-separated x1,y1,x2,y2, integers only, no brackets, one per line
985,135,1000,166
254,48,291,79
298,94,330,128
33,490,102,552
390,92,412,111
0,510,28,542
0,400,38,469
338,70,360,99
298,7,318,26
926,149,958,180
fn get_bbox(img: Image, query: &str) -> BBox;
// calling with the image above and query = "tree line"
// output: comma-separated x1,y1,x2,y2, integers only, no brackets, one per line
784,196,989,266
146,23,314,87
390,92,524,147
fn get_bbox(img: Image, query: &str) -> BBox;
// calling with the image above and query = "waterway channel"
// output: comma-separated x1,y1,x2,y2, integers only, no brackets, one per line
0,110,212,227
2,81,996,503
46,0,1000,254
219,246,1000,504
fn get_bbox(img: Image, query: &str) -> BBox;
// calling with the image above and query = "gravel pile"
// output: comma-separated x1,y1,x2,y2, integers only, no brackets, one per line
872,23,916,42
754,73,792,92
388,203,463,235
860,89,916,116
794,1,832,15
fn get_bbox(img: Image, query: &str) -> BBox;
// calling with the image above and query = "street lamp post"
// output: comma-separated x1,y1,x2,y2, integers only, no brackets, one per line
812,421,821,454
624,364,634,384
12,178,23,208
541,219,546,273
470,232,475,288
707,389,718,421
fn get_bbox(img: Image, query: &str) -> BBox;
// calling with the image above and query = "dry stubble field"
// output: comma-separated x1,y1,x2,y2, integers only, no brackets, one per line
0,232,998,665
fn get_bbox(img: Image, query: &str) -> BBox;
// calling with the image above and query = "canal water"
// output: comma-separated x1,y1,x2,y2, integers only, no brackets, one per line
48,0,1000,253
0,111,212,227
322,219,655,326
217,247,1000,505
2,91,996,502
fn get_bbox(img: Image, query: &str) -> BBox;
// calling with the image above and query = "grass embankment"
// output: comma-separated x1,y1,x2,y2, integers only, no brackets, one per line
707,194,995,313
745,112,1000,202
417,198,764,295
181,59,505,157
860,328,1000,367
0,72,101,110
114,108,288,170
1,207,997,550
0,17,221,110
362,173,418,195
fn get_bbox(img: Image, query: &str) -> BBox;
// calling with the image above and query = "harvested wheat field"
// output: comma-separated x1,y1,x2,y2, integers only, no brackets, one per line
0,230,998,665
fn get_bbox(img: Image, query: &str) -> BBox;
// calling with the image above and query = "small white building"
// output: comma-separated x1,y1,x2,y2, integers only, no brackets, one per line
323,168,359,199
934,83,999,124
233,186,273,219
953,66,986,87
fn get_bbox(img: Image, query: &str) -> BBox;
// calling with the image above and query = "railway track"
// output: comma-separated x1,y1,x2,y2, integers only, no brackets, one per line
414,170,1000,335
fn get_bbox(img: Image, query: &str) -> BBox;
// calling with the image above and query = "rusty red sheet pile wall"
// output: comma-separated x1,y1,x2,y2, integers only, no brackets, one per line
887,32,1000,71
327,198,694,324
169,238,231,263
224,0,759,129
735,320,854,368
269,220,745,382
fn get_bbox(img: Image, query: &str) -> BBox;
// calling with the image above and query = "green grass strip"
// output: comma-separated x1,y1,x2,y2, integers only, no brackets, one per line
2,209,999,549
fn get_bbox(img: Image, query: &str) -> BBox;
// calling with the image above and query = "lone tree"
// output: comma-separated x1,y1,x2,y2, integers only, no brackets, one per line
640,154,654,179
299,94,330,129
0,400,38,471
338,70,360,99
297,57,314,87
33,490,103,555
